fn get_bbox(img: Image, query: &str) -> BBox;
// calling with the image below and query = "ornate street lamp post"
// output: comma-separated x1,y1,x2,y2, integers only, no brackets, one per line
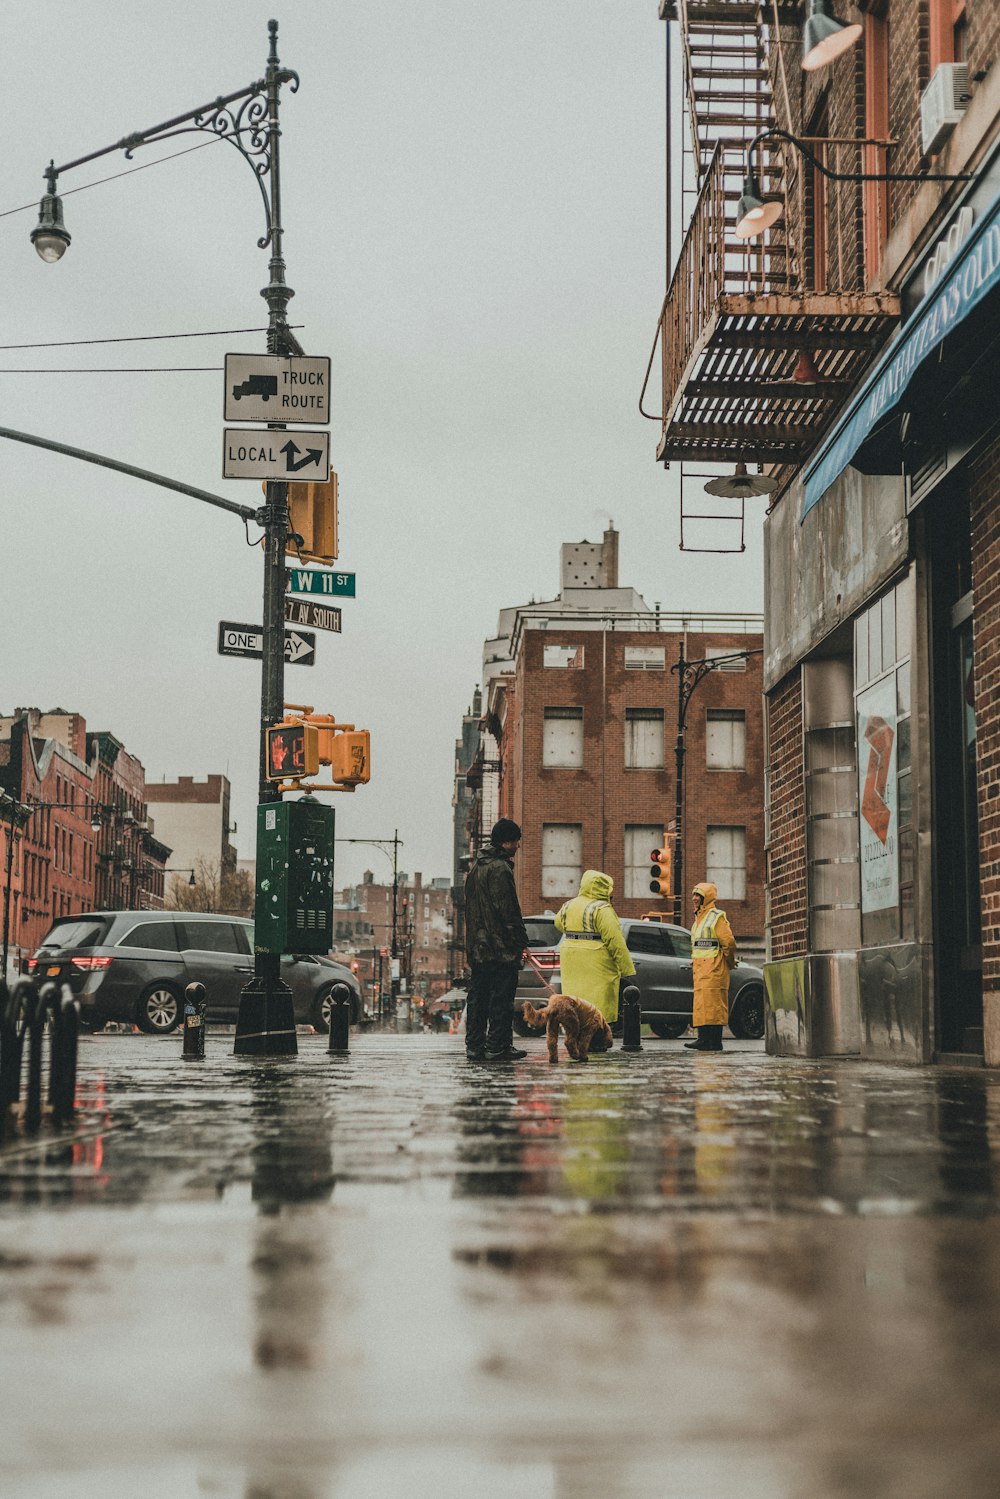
670,644,763,926
32,21,302,1053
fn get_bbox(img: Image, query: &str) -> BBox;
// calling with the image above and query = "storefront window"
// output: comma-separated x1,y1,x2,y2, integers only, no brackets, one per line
855,578,914,944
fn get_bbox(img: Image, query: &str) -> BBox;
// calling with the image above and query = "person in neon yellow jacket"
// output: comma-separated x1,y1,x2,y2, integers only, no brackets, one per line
685,881,737,1053
554,870,636,1025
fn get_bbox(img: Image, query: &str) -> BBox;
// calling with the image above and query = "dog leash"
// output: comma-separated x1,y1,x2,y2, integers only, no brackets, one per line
524,949,560,999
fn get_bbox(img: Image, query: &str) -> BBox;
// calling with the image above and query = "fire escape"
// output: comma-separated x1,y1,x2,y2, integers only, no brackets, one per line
655,0,899,540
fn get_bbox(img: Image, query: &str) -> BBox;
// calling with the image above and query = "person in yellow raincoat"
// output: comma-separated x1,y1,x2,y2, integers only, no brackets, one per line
685,881,737,1053
554,870,636,1026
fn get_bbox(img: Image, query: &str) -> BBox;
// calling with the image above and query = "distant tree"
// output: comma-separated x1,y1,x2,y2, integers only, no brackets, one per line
165,858,254,917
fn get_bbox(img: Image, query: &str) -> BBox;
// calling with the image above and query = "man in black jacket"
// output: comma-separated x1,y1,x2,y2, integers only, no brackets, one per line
463,818,530,1061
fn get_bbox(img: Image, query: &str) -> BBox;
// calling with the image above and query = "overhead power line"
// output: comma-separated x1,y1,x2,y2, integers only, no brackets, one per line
0,136,226,221
0,325,303,351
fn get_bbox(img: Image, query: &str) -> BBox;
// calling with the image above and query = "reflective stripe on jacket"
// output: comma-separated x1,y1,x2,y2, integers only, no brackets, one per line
555,870,636,1023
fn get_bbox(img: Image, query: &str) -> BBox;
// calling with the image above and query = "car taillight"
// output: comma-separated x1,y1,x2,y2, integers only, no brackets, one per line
70,956,113,971
532,950,560,968
25,958,38,974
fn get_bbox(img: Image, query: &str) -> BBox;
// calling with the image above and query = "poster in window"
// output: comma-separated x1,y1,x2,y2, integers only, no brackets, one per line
857,675,898,913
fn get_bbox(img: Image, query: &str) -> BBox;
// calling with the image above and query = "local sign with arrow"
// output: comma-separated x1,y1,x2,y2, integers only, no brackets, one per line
285,567,356,598
223,428,330,483
217,621,316,666
284,598,342,634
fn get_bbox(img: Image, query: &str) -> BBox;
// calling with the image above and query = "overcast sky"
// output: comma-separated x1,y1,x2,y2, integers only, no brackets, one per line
0,1,763,889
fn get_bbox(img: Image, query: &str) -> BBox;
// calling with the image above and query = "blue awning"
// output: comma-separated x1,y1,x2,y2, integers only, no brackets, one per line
802,180,1000,521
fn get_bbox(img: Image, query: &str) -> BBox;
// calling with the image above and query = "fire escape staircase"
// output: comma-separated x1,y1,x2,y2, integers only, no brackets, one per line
657,0,899,484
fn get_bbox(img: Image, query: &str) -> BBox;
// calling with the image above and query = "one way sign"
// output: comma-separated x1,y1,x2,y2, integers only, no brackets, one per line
217,621,316,666
223,428,331,484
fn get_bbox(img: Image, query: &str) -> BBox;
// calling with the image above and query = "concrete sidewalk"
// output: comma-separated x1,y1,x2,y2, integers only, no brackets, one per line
1,1030,1000,1499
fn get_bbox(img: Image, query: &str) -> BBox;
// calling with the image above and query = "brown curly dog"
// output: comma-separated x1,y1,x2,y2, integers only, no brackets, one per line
521,995,614,1064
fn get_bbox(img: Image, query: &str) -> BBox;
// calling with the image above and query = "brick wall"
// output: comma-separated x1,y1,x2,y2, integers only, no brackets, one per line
970,431,1000,994
765,668,808,959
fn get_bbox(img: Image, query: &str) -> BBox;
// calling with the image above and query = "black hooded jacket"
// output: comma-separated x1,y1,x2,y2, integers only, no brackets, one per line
464,845,529,964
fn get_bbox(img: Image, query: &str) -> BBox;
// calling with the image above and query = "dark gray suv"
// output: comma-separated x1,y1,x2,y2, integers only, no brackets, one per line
28,911,362,1035
514,914,765,1040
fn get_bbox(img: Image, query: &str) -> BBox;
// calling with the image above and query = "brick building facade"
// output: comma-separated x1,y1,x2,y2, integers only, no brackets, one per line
0,708,170,969
144,774,238,901
334,870,454,1008
462,530,766,949
656,3,1000,1063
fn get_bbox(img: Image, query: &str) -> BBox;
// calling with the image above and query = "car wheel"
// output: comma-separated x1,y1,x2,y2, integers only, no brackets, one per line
136,983,182,1035
649,1016,689,1039
311,988,334,1034
730,985,765,1041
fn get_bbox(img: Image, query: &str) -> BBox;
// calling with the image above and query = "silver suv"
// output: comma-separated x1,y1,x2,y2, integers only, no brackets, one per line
28,910,362,1035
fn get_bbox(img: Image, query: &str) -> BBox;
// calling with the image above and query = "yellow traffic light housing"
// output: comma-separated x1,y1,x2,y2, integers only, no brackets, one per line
266,721,320,782
271,705,371,792
286,473,339,564
649,839,675,900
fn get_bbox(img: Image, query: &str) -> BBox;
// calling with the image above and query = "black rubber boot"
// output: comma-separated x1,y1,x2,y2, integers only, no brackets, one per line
683,1027,704,1050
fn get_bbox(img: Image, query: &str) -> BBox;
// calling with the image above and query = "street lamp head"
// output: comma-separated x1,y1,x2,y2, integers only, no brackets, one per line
734,170,783,240
31,167,70,263
802,1,863,73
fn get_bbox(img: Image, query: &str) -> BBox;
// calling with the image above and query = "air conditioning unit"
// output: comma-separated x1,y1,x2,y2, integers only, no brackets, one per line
921,63,971,156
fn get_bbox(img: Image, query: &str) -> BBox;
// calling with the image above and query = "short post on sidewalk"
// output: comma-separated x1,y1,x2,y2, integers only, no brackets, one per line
621,985,643,1052
183,982,207,1061
327,982,351,1054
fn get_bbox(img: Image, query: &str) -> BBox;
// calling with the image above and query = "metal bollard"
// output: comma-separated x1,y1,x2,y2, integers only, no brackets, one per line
183,982,207,1060
25,985,47,1133
621,985,643,1052
327,982,351,1054
51,990,79,1125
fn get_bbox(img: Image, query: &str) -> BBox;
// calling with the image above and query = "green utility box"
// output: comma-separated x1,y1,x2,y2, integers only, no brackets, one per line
255,799,335,955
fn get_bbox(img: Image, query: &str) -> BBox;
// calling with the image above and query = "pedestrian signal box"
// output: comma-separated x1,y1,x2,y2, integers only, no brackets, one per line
255,798,335,955
329,729,371,786
649,842,674,899
266,722,319,781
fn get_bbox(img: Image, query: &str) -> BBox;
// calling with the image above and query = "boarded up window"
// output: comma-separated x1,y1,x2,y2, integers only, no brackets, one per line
541,824,582,899
706,709,746,770
624,646,665,671
625,708,664,769
706,648,747,672
543,707,584,768
624,825,663,899
706,825,747,901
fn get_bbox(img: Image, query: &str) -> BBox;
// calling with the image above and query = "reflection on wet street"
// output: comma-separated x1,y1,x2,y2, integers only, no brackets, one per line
2,1032,1000,1498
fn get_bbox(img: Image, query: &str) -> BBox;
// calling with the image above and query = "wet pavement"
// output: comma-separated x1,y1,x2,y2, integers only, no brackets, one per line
2,1031,1000,1499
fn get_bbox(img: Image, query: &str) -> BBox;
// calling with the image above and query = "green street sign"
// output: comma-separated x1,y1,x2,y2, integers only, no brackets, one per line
285,566,356,599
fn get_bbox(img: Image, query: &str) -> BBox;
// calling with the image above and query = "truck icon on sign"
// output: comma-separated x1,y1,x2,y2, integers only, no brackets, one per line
232,375,278,402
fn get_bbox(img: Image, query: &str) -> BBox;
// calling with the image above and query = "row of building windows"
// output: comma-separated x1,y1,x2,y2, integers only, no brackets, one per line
542,644,750,672
542,707,747,770
538,823,747,903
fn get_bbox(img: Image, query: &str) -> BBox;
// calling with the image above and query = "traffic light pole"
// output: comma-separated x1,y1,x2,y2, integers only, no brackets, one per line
670,643,764,927
234,22,300,1055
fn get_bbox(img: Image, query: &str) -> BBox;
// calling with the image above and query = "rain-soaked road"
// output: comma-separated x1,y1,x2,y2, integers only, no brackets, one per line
1,1031,1000,1499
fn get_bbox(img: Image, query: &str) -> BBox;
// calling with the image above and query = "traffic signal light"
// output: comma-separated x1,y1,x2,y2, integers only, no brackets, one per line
649,842,674,899
329,730,371,786
286,473,339,564
265,721,319,781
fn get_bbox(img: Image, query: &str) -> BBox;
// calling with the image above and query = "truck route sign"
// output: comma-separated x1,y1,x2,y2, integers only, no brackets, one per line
223,354,331,425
